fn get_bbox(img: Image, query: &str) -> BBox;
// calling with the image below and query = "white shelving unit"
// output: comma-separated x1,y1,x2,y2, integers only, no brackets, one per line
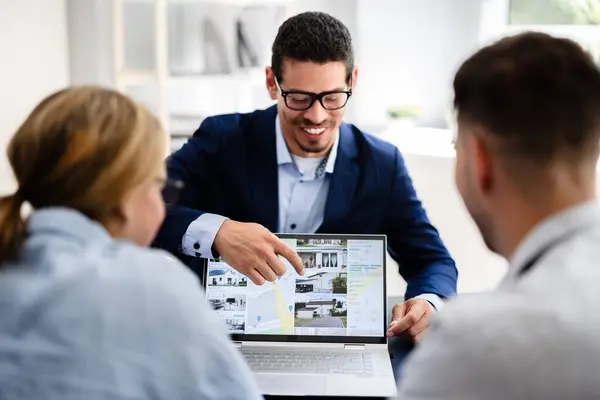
113,0,169,135
68,0,294,151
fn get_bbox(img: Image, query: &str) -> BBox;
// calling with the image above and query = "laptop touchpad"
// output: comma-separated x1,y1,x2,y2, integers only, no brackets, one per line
256,374,327,396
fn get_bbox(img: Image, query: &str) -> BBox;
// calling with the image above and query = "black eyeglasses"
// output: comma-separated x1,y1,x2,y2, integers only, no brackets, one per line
158,177,184,204
274,76,352,111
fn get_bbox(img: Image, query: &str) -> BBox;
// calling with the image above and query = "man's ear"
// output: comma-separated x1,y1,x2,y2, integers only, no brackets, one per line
351,66,358,89
265,67,277,100
470,134,494,197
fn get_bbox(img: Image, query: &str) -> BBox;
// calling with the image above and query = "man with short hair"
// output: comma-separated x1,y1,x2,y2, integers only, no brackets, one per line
396,32,600,398
154,11,457,341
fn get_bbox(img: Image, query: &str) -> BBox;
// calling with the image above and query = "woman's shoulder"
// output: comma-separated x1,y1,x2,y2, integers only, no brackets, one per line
79,241,210,324
101,241,199,286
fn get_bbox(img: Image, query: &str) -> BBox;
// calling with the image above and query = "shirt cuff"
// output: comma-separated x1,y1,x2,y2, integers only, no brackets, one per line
414,293,444,312
181,213,229,259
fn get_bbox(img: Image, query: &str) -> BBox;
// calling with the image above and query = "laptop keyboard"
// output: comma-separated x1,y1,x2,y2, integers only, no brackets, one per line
240,348,374,375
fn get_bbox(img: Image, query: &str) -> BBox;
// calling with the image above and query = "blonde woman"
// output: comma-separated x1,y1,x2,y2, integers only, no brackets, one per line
0,86,262,399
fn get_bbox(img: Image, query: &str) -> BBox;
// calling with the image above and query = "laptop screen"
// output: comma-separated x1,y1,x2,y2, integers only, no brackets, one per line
204,234,387,344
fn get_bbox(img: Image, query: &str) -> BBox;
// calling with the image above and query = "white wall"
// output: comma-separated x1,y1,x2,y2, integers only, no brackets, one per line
67,0,114,86
354,0,482,129
0,0,70,194
293,0,483,129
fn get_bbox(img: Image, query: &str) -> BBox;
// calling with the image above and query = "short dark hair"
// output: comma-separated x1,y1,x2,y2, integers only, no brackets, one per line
271,11,354,84
454,31,600,166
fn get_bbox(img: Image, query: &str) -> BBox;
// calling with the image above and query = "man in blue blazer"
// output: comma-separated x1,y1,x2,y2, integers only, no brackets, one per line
154,11,457,340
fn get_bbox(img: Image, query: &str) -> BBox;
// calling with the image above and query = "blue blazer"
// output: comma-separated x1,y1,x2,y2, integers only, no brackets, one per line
154,106,458,300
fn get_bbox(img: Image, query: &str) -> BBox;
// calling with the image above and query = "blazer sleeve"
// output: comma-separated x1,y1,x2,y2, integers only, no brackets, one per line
152,117,221,256
384,148,458,299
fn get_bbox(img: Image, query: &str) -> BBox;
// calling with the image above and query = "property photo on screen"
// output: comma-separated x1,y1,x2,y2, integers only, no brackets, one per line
207,290,247,312
296,238,348,271
295,272,347,294
294,294,348,329
207,265,248,287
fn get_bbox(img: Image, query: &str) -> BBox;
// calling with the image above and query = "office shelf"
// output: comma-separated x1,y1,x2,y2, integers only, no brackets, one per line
68,0,292,147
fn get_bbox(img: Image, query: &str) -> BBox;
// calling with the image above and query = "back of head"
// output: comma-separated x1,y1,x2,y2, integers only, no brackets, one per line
0,85,165,263
271,11,354,84
453,31,600,183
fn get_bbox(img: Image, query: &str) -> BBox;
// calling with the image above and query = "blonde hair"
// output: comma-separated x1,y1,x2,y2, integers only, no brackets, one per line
0,85,165,263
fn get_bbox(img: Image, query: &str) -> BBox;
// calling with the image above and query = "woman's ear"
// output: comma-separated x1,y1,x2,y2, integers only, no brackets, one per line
103,190,132,237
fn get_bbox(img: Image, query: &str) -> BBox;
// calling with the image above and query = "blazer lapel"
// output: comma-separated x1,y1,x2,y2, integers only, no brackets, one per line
318,123,359,232
247,106,279,232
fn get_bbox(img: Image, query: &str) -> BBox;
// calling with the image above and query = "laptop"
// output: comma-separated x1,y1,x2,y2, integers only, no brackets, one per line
203,233,397,397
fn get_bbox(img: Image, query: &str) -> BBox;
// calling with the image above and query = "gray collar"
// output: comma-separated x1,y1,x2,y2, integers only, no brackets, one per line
27,207,112,246
503,201,600,284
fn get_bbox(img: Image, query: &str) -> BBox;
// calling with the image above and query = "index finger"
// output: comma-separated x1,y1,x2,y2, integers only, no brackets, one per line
273,239,304,276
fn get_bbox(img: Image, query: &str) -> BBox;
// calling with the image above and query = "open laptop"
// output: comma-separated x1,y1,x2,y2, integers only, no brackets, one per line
203,233,397,397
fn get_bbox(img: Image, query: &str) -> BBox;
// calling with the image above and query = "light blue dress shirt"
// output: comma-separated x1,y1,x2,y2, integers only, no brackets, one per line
182,115,337,256
0,208,262,400
182,117,443,310
275,115,339,233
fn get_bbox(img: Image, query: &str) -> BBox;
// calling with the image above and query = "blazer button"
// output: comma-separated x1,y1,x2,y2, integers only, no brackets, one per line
195,252,201,258
290,224,297,230
193,242,200,249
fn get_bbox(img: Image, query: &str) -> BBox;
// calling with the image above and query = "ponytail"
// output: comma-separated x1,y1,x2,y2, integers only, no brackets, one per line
0,193,26,264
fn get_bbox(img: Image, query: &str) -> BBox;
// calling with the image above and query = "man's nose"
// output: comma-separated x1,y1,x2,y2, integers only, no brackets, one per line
303,100,329,125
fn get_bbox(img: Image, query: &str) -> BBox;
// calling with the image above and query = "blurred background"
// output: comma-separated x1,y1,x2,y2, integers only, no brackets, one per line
1,0,599,296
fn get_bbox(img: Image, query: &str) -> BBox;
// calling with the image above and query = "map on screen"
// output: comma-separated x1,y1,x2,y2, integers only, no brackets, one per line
204,236,385,337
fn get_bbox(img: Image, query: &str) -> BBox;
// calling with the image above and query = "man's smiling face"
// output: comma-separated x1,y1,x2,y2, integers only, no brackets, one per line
271,59,354,157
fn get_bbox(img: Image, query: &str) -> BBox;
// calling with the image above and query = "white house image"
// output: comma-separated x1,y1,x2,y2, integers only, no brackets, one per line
296,307,320,319
225,318,245,332
208,292,246,311
208,268,247,286
297,247,347,270
296,272,347,293
296,298,347,318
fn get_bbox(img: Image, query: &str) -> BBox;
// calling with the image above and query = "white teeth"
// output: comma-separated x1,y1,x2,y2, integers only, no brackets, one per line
304,128,325,135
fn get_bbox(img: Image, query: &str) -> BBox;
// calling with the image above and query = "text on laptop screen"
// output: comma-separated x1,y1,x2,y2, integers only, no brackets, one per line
204,236,385,337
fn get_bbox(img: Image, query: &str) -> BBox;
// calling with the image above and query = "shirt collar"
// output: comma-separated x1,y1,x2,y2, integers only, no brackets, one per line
27,207,112,246
503,200,600,283
275,114,339,174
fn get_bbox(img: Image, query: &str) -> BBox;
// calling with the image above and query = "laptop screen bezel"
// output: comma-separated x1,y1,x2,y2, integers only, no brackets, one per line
203,233,388,345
